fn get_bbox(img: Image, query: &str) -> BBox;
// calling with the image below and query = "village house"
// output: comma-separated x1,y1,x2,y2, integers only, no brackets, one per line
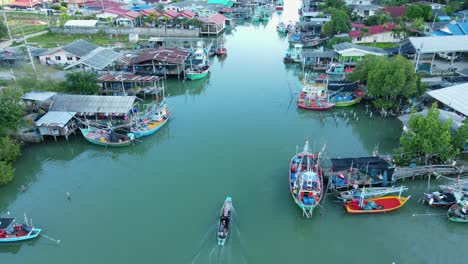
333,42,388,65
38,39,99,66
347,0,381,19
163,1,225,17
129,47,191,78
63,47,124,73
99,7,141,26
348,23,398,44
198,13,227,35
78,0,125,12
430,22,468,36
98,74,164,96
8,0,44,9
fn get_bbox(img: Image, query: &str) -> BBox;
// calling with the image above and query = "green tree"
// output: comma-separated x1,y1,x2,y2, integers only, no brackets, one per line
464,0,468,10
0,22,7,39
0,87,25,136
320,8,351,36
325,36,352,49
452,120,468,151
398,104,458,165
64,72,99,95
405,5,433,21
364,11,393,26
412,17,425,31
0,137,20,164
0,161,15,186
347,54,383,84
156,4,165,13
322,0,346,10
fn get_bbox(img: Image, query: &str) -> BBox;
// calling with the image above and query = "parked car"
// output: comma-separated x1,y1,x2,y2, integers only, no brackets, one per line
437,52,459,61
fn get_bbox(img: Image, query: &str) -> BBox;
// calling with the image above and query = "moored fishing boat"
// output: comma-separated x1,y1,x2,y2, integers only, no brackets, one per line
289,139,324,218
337,186,408,201
329,89,365,107
216,45,227,56
423,190,464,207
187,48,210,80
344,195,411,214
326,63,354,75
447,201,468,222
284,43,303,63
276,0,284,10
277,22,287,33
217,197,232,245
297,79,335,111
0,217,41,243
80,126,134,147
131,100,170,139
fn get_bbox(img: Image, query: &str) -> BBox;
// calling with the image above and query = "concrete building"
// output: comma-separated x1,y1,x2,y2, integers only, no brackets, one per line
38,39,99,66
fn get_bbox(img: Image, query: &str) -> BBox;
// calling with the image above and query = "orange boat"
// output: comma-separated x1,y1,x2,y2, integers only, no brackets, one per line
344,195,411,214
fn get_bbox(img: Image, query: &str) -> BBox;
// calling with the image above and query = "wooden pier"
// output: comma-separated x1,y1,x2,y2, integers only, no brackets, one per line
393,164,466,182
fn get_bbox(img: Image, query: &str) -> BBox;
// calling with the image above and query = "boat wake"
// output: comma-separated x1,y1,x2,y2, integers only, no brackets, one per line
190,217,248,264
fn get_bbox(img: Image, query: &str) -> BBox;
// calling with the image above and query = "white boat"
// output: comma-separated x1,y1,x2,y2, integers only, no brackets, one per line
337,186,408,201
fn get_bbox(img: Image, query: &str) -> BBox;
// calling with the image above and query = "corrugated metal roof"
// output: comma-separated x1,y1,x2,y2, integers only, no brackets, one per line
398,109,465,131
409,36,468,53
427,83,468,116
63,47,122,70
64,20,99,27
333,42,388,55
49,95,136,114
21,91,57,102
35,111,76,128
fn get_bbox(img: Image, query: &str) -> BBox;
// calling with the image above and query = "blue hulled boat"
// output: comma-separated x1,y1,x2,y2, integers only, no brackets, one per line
0,217,41,243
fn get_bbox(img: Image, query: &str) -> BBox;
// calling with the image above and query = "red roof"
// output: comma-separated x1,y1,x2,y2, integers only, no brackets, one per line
131,48,191,65
103,7,140,19
139,8,160,17
348,24,396,38
163,10,178,19
80,0,124,9
221,8,234,13
10,0,43,7
351,23,366,29
177,10,196,19
198,13,227,25
381,6,408,18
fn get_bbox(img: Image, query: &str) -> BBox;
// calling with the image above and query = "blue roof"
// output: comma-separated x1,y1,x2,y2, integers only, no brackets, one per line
431,30,451,36
438,16,451,21
446,22,468,35
131,5,154,11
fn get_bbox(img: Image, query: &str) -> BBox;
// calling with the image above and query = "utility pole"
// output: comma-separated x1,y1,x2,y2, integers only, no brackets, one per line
2,11,12,41
22,27,36,73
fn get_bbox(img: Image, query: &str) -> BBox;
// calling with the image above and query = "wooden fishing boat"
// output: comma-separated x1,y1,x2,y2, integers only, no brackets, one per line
447,202,468,222
0,217,41,243
326,63,355,75
131,102,170,139
216,46,227,56
187,47,210,80
423,191,464,207
217,197,232,245
289,139,324,218
276,0,284,10
80,127,134,147
186,66,210,80
344,195,411,214
277,22,287,33
297,79,335,111
337,186,408,201
284,44,303,63
208,46,216,57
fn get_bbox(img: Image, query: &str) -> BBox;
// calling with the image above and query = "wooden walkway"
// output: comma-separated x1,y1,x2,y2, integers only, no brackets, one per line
393,165,465,181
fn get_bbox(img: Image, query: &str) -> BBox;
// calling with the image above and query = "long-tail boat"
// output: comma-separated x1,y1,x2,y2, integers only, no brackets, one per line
0,217,41,243
289,139,324,218
447,201,468,222
217,197,233,245
337,186,408,201
344,188,411,214
80,126,134,147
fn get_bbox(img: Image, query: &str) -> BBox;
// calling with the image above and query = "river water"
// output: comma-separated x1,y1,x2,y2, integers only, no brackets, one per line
2,1,467,264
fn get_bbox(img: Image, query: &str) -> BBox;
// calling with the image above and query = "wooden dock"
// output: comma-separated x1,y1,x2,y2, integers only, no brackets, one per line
393,165,465,181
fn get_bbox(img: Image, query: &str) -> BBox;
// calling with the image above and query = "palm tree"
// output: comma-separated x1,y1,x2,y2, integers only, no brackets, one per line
148,12,159,28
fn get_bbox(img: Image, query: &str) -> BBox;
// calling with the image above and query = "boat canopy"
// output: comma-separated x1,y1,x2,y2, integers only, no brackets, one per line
0,218,15,230
328,81,359,92
331,157,393,174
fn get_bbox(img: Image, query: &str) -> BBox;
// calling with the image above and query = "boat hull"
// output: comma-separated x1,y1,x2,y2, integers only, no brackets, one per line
0,228,41,243
297,102,335,111
80,128,133,147
186,68,210,80
333,96,363,107
447,204,468,222
344,196,410,214
217,197,232,246
132,113,170,139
